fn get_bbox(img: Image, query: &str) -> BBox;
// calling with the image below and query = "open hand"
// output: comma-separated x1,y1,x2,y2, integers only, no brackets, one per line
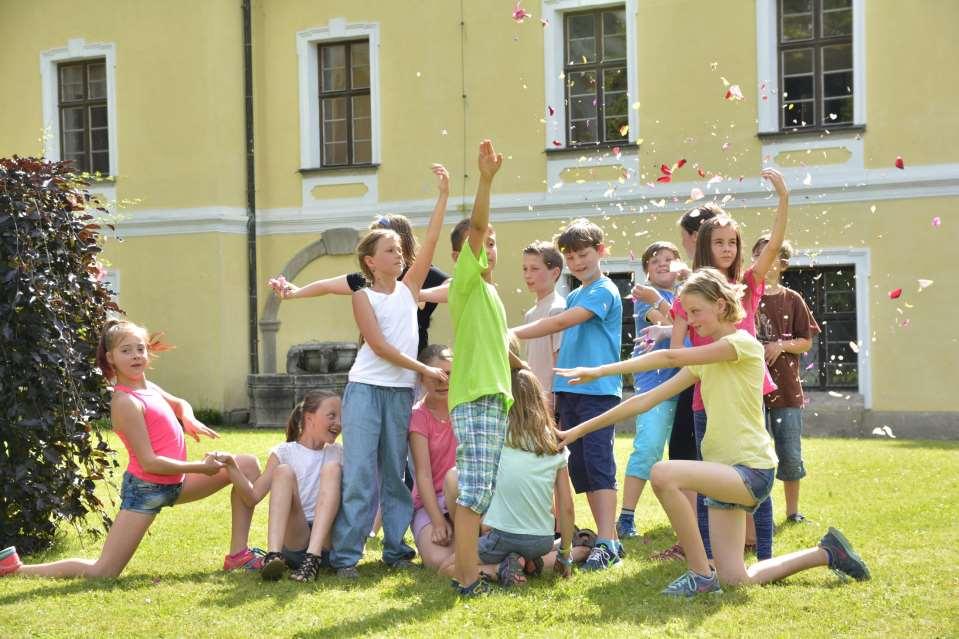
268,275,298,299
182,415,219,442
432,164,450,194
477,139,503,180
635,324,672,352
554,366,600,385
761,168,789,199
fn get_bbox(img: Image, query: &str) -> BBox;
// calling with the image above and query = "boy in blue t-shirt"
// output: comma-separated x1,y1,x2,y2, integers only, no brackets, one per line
512,218,623,570
616,241,685,538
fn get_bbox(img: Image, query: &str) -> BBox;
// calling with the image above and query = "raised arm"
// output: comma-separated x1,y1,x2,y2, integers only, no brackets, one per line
353,292,448,383
559,370,698,447
112,395,223,476
751,168,790,280
556,338,737,385
403,164,449,297
512,307,593,340
467,140,503,257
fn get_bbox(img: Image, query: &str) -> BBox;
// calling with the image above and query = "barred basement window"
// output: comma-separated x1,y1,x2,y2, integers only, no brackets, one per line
779,0,853,130
563,7,628,147
318,40,371,166
58,59,109,174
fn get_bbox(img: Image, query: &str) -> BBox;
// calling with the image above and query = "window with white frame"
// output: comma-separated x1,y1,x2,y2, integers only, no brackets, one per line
318,39,372,166
58,59,110,174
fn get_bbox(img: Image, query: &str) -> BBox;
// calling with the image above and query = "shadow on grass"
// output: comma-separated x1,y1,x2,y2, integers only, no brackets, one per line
884,439,958,451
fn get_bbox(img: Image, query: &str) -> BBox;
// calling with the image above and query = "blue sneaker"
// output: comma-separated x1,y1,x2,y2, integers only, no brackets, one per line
616,517,637,538
582,541,622,571
819,527,870,581
661,568,722,597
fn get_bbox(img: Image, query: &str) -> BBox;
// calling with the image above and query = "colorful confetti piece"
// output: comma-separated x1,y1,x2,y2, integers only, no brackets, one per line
888,288,903,299
895,156,904,169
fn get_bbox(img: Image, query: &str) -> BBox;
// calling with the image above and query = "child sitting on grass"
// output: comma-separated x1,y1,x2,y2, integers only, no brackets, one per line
557,268,869,597
441,368,577,587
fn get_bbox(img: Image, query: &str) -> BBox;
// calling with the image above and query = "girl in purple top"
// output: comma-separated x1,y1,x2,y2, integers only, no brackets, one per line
0,319,263,579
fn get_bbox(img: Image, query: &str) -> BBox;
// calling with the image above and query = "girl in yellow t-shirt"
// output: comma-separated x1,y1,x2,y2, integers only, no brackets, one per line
556,268,869,597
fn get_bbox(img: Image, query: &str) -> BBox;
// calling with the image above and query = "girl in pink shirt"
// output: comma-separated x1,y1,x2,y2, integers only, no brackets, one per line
408,345,458,569
1,319,263,579
668,168,790,563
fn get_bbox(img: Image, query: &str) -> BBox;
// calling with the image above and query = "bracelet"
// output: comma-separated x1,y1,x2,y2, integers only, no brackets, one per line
556,552,573,567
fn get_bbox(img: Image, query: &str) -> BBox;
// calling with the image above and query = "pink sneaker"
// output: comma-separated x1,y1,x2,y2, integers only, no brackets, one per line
0,547,22,576
223,547,265,571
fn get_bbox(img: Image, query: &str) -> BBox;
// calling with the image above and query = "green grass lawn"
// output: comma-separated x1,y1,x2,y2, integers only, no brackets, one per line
2,432,956,638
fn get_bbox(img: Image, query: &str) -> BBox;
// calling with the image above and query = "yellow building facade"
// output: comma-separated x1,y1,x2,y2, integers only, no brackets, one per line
1,0,956,436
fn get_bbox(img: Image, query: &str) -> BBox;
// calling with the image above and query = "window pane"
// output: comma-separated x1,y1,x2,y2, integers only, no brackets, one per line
323,142,348,165
604,91,627,117
823,71,852,98
567,13,596,63
782,14,813,41
62,106,85,132
568,70,597,121
784,74,814,101
91,151,109,174
63,130,85,156
91,128,109,152
782,0,812,13
823,97,853,123
322,96,347,123
826,364,857,387
87,62,106,99
352,94,371,127
59,65,84,101
603,34,626,60
351,42,370,89
90,105,108,129
353,140,371,164
66,153,88,172
823,0,851,9
825,321,856,342
320,45,347,92
822,44,852,72
825,289,855,313
569,118,598,144
783,100,814,127
822,8,852,36
782,48,813,75
605,116,628,141
602,10,626,60
323,120,347,146
352,94,371,159
603,9,626,34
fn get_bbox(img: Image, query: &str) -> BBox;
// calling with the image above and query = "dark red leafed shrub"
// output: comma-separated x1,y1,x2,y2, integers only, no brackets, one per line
0,156,119,554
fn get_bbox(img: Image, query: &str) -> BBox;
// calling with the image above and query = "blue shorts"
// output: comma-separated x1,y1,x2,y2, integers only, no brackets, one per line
119,471,182,515
556,392,619,493
477,529,555,565
704,466,775,514
626,398,678,480
766,407,807,481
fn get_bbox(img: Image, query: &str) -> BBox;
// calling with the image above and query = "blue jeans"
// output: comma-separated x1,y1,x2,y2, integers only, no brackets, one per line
693,410,774,560
766,407,807,481
330,382,416,568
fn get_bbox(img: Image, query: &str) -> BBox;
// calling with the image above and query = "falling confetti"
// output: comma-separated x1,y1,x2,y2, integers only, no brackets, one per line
802,173,812,186
669,260,689,273
440,128,448,136
870,205,877,213
805,361,816,370
619,124,630,137
849,341,860,354
547,105,555,116
828,113,838,120
895,156,905,169
689,187,705,201
724,84,744,101
721,142,731,151
932,216,941,227
871,426,897,438
612,146,622,158
827,391,844,399
900,318,911,328
628,249,636,261
512,2,531,22
552,140,562,147
888,288,903,299
540,17,550,27
917,279,933,291
697,167,706,178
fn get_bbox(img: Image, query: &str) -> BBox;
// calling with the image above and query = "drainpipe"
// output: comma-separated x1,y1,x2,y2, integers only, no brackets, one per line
242,0,259,375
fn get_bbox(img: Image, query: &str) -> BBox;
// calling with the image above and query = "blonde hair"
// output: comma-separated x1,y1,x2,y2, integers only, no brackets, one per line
286,390,339,442
680,267,747,324
506,369,561,457
95,318,173,379
356,229,401,281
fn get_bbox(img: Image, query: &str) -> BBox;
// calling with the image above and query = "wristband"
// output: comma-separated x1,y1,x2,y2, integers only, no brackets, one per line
556,552,573,567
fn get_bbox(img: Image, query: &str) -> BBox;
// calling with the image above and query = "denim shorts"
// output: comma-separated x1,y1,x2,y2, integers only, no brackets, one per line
477,528,555,565
704,465,775,514
766,407,807,481
119,471,182,515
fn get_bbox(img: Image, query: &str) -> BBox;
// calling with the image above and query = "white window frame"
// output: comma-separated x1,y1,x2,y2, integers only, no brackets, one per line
756,0,865,134
296,19,381,170
789,247,871,408
40,38,119,178
542,0,639,151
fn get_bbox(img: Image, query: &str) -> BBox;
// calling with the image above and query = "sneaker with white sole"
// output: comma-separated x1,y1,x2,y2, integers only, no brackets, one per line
582,541,621,571
661,568,722,597
818,527,870,581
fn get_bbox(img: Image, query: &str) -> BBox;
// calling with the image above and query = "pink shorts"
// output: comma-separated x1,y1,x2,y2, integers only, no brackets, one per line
411,492,449,539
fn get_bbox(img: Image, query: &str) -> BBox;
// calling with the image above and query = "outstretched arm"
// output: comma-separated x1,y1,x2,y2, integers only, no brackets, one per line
467,140,503,258
512,307,593,340
269,274,359,300
220,452,279,508
751,168,790,280
419,280,450,304
403,164,450,297
558,370,697,447
556,338,736,385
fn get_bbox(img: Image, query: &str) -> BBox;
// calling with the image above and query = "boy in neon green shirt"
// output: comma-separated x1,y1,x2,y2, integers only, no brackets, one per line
447,139,513,596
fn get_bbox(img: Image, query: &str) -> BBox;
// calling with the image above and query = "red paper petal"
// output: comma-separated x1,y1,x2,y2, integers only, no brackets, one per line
895,156,905,170
656,176,672,183
888,288,903,299
676,158,687,169
612,146,622,158
660,164,672,175
547,105,555,116
552,140,562,147
697,168,706,177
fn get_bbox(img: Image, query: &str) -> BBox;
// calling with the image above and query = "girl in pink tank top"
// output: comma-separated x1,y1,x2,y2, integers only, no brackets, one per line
2,320,264,580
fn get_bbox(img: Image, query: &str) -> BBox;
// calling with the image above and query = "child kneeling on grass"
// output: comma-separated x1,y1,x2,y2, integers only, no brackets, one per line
557,268,870,597
219,390,343,582
441,368,578,587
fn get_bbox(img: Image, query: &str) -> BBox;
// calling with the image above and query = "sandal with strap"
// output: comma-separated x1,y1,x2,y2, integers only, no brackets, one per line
290,552,323,582
523,555,544,577
497,553,526,588
573,527,598,549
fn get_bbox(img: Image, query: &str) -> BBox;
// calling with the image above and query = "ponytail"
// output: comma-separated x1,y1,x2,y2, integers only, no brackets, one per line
285,402,305,442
